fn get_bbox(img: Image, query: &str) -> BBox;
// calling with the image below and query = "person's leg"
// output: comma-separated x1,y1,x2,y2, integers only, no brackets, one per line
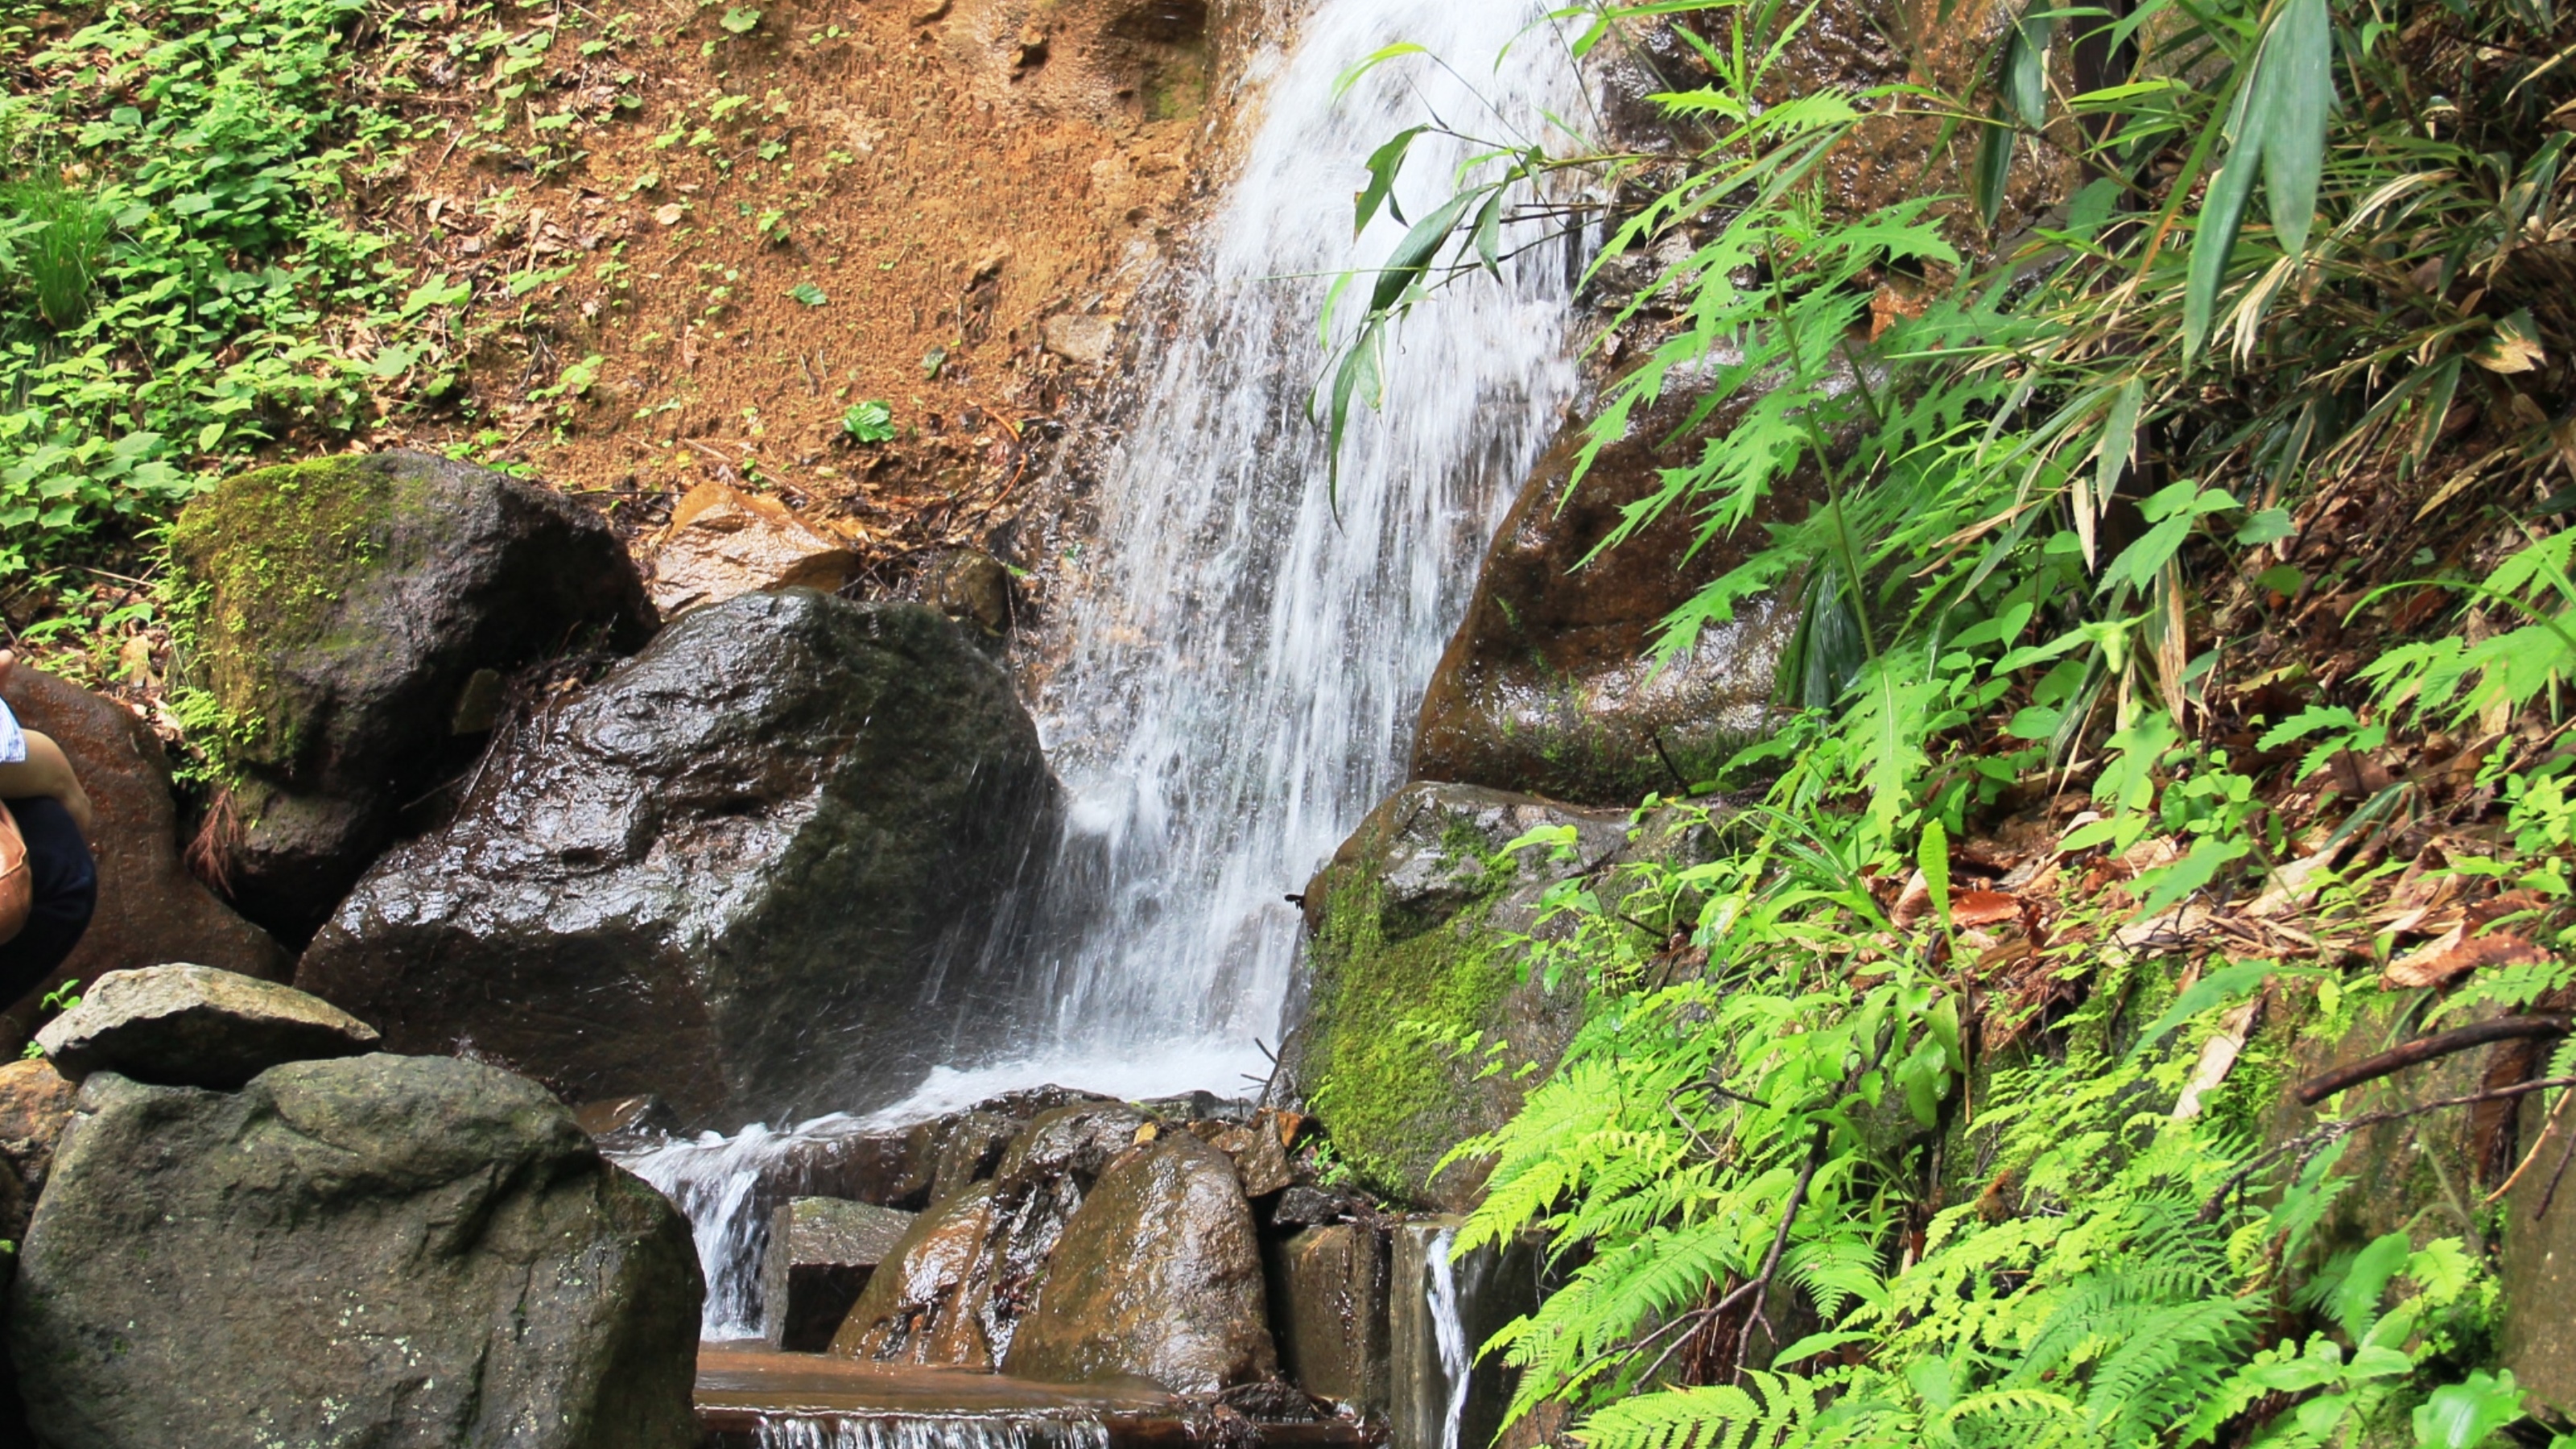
0,796,97,1006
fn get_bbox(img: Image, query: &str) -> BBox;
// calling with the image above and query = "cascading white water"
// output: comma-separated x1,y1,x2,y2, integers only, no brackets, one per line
1426,1227,1472,1449
923,0,1591,1103
619,0,1590,1336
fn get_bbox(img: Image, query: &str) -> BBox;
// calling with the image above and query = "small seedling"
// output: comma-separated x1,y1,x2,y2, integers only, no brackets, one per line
842,400,896,443
789,283,828,307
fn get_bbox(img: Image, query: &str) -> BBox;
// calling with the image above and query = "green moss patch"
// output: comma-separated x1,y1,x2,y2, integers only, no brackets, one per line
167,455,429,777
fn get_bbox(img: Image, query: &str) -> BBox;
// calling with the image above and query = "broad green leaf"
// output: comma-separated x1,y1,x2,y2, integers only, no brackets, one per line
1367,189,1480,316
2261,0,2332,255
1353,125,1426,238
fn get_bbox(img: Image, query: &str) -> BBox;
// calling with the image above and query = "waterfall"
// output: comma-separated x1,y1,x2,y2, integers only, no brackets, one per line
927,0,1590,1103
1425,1228,1471,1449
617,0,1589,1337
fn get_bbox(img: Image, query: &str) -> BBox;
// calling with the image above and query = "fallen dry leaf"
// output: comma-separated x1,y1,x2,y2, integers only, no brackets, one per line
2384,927,2552,989
1952,890,2022,928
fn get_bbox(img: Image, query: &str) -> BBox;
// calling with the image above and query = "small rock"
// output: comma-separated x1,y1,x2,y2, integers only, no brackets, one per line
646,481,858,617
654,202,685,227
1269,1224,1389,1411
1269,1184,1345,1228
1042,312,1117,367
925,550,1016,638
34,964,378,1090
0,1059,75,1242
1001,1132,1275,1393
762,1198,916,1352
572,1094,679,1150
1208,1114,1294,1197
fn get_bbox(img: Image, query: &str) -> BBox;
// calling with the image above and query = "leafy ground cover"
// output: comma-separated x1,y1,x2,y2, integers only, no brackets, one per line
0,0,1198,719
1335,0,2576,1442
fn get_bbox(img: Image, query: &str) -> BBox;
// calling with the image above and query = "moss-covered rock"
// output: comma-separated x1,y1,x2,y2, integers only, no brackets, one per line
167,450,655,941
1280,782,1649,1210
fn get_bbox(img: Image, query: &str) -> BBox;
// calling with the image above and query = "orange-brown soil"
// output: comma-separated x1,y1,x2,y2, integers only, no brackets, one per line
365,0,1239,579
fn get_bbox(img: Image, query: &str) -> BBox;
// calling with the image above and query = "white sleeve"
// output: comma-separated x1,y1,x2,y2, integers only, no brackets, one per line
0,696,23,766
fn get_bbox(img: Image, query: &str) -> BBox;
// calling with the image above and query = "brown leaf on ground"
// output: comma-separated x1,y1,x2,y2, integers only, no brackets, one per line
1951,890,2022,927
2383,927,2552,989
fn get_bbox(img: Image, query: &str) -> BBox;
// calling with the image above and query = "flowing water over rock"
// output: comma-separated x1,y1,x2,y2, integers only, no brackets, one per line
621,0,1587,1337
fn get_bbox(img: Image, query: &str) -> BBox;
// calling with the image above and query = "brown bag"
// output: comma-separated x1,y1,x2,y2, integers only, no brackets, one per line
0,799,31,947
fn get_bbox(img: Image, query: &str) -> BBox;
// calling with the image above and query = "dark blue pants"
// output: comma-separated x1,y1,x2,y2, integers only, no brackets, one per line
0,797,96,1005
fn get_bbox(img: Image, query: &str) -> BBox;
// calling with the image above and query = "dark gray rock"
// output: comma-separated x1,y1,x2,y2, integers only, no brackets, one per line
9,1054,700,1449
762,1198,918,1352
1003,1132,1275,1393
32,964,378,1089
295,589,1060,1132
169,451,658,941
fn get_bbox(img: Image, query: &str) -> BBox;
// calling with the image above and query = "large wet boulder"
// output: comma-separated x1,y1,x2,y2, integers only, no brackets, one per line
296,588,1059,1131
1282,782,1688,1209
33,964,378,1089
831,1101,1151,1368
0,667,284,1046
168,450,658,942
1002,1131,1275,1393
1410,390,1803,806
9,1053,700,1449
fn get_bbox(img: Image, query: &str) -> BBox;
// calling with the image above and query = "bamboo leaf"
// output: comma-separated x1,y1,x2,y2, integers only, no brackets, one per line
1973,105,2015,228
1353,125,1427,237
2006,9,2054,126
2260,0,2331,255
1368,188,1481,316
1331,42,1428,101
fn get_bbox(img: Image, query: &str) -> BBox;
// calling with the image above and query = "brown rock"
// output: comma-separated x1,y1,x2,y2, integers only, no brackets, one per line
832,1180,999,1368
646,481,858,616
1002,1131,1275,1393
1208,1110,1294,1197
762,1198,917,1352
1410,390,1806,807
0,667,286,1051
0,1059,73,1243
926,551,1017,638
1269,1224,1389,1412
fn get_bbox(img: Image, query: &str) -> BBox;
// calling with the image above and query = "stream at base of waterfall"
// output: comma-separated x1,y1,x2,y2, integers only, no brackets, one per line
621,0,1585,1344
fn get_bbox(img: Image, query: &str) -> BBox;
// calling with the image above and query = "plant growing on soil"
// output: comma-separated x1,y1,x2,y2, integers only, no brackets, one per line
1334,0,2576,1442
842,400,897,444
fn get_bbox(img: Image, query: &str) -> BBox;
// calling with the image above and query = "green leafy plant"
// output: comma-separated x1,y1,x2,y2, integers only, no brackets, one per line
842,399,896,443
0,175,114,330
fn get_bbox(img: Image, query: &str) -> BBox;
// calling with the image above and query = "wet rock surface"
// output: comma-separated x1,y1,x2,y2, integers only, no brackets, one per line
1268,1223,1389,1414
33,964,378,1090
1410,389,1802,807
297,589,1059,1131
764,1198,918,1352
1282,782,1646,1208
10,1053,701,1449
0,668,285,1042
834,1179,1005,1368
169,451,658,942
1002,1131,1276,1394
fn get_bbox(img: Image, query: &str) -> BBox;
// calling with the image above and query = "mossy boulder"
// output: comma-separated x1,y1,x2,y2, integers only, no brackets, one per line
295,589,1060,1133
1280,782,1657,1210
168,450,656,941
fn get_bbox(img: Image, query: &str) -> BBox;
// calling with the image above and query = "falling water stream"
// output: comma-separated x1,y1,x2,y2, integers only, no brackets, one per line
1426,1228,1472,1449
624,0,1590,1338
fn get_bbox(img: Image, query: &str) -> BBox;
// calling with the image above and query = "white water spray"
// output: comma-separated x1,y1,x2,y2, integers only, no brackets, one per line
619,0,1591,1337
1426,1227,1472,1449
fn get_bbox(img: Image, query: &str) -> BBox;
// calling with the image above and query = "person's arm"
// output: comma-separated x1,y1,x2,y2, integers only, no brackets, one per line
0,731,94,836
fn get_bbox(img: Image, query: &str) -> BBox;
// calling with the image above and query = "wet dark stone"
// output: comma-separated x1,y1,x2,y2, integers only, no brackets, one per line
296,589,1060,1133
1269,1185,1348,1229
0,668,286,1049
763,1198,917,1352
1389,1221,1542,1449
0,1060,73,1247
1268,1224,1389,1413
1003,1131,1276,1394
1409,388,1807,807
10,1054,701,1449
169,451,658,942
574,1093,681,1152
